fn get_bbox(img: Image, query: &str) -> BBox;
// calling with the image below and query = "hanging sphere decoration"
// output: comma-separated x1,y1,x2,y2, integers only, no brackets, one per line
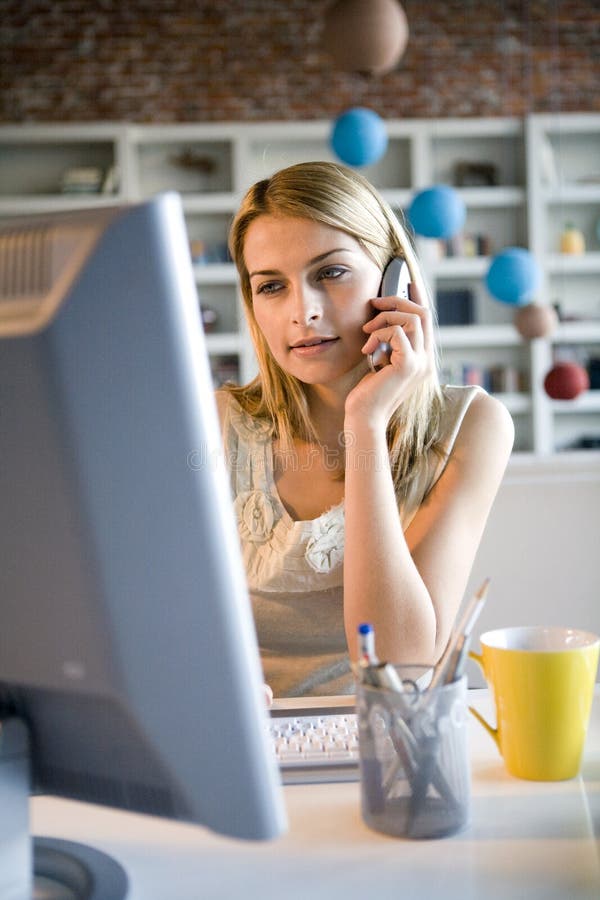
330,107,389,167
543,361,590,400
321,0,409,77
485,247,541,306
513,303,558,340
407,185,466,239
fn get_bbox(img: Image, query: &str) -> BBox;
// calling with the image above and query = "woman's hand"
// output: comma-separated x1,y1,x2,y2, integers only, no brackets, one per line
345,282,435,423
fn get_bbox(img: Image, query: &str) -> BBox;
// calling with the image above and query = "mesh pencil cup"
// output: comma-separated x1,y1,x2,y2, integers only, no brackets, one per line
357,667,471,839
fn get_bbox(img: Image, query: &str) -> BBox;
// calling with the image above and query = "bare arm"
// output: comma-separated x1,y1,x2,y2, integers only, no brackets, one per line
343,320,514,665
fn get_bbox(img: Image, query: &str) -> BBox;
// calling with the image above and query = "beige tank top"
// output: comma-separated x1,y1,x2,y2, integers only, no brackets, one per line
219,385,482,697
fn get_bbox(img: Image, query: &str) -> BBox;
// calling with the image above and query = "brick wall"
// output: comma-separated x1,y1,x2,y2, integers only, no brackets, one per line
0,0,598,122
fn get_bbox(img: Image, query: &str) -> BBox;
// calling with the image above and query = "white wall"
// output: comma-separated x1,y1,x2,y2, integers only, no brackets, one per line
464,452,600,686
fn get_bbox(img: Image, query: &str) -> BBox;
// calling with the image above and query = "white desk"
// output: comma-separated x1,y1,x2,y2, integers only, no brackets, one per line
31,690,600,900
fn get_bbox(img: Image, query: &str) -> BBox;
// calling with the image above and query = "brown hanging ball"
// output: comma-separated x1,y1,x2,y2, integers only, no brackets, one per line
321,0,409,76
514,303,558,340
543,361,590,400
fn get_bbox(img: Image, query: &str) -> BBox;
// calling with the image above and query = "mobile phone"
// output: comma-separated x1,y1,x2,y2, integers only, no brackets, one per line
367,257,411,372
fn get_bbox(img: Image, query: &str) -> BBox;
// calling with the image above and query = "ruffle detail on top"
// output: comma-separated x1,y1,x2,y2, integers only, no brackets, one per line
304,505,345,574
234,489,278,544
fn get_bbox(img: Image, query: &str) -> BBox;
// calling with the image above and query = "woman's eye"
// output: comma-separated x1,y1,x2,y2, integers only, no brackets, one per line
256,280,283,296
318,266,347,281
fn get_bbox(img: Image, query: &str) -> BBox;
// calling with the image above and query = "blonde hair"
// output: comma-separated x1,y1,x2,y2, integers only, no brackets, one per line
226,161,444,499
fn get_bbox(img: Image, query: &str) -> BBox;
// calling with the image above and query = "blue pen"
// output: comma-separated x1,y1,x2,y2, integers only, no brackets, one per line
356,623,405,693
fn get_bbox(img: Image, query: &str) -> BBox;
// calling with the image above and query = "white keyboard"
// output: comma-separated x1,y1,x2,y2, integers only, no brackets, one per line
269,697,359,784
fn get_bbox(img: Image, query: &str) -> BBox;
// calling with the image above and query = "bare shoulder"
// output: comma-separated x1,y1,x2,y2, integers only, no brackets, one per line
462,390,514,439
453,390,515,473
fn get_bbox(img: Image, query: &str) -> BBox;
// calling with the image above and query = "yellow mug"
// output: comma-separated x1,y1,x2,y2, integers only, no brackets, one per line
469,626,599,781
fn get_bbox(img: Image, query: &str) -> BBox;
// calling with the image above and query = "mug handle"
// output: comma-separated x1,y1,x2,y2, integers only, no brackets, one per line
468,650,500,751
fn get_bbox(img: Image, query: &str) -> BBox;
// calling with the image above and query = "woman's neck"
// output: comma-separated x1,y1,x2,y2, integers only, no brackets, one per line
305,384,346,447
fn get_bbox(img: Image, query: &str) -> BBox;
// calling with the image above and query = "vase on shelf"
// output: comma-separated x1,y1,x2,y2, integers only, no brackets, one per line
559,223,585,255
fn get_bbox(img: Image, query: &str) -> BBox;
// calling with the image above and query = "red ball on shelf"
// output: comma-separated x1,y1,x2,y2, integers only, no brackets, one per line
543,361,590,400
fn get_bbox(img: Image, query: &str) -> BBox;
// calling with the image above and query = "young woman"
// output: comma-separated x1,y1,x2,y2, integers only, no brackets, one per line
217,161,514,698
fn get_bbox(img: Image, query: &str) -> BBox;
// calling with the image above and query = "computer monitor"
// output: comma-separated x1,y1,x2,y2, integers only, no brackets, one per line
0,193,287,899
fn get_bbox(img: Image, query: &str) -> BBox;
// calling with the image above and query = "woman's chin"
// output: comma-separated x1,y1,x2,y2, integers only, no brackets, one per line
322,358,372,394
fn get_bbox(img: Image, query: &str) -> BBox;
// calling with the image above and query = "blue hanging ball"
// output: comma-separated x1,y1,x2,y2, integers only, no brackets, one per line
330,107,388,167
407,185,466,239
485,247,541,305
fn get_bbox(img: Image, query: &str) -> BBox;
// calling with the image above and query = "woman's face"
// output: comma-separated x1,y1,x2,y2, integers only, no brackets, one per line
244,214,382,388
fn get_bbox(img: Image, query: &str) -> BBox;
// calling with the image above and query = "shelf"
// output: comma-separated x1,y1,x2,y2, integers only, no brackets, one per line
456,187,525,208
0,195,123,215
194,263,237,284
543,185,600,204
546,253,600,275
438,324,520,347
493,392,531,414
182,194,240,213
551,391,600,414
431,257,490,279
553,322,600,343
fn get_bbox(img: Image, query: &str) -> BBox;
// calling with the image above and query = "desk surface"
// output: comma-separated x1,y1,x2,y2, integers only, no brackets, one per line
31,690,600,900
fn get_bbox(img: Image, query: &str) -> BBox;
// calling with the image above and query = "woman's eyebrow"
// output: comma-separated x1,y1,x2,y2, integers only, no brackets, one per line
248,248,353,279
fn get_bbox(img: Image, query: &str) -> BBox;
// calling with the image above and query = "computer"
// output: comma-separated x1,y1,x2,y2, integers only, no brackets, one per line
0,192,287,899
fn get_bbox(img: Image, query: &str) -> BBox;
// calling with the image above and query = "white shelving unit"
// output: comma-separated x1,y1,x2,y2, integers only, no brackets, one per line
526,113,600,453
1,114,599,456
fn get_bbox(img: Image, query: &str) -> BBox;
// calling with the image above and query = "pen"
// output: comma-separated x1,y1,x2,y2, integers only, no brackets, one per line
443,578,490,684
356,623,405,693
429,577,490,689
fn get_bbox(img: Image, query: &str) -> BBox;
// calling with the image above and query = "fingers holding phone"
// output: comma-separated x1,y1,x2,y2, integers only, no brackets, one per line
362,306,427,378
363,259,433,377
366,257,409,372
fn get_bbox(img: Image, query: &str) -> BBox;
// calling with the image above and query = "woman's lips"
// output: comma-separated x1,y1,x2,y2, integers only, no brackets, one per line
290,337,339,356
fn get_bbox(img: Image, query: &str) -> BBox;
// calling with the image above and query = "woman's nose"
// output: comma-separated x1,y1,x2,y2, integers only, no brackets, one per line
290,285,322,326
